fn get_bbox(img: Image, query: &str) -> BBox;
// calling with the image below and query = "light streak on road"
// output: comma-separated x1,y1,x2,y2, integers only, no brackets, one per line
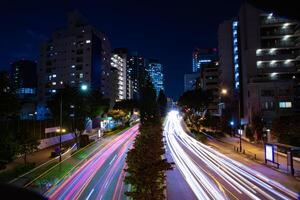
164,110,299,200
46,124,139,200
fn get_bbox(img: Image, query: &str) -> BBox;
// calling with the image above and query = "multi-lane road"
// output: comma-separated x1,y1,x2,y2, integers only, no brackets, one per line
164,110,299,200
46,124,139,200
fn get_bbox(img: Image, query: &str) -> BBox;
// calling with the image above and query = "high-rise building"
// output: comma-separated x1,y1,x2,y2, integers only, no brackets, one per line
238,3,300,128
111,52,127,100
219,3,300,131
192,48,218,72
11,60,37,98
10,60,38,119
38,12,112,102
147,59,164,96
184,73,199,92
126,52,146,100
200,62,220,115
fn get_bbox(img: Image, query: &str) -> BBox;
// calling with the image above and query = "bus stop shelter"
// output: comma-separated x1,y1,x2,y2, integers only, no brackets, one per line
265,142,300,176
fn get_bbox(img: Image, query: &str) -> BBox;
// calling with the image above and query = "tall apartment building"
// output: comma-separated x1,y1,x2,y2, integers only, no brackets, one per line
111,51,127,100
126,52,147,100
200,62,220,116
147,59,164,96
192,48,218,72
11,60,38,119
239,3,300,127
218,3,300,130
38,12,112,102
11,60,37,98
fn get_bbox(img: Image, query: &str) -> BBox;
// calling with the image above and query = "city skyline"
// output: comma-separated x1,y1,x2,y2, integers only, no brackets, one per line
0,0,243,99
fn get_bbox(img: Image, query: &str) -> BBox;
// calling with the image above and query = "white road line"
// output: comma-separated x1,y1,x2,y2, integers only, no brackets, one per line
86,188,94,200
109,154,117,165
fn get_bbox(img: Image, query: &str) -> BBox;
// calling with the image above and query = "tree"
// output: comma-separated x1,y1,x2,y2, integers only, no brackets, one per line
0,128,17,168
125,74,172,199
139,78,160,124
125,122,172,199
16,131,40,165
157,90,167,117
272,115,300,146
178,89,211,114
47,85,110,131
251,112,264,141
114,99,138,114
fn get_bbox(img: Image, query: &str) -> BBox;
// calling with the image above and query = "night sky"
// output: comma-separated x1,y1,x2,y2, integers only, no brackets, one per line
0,0,243,99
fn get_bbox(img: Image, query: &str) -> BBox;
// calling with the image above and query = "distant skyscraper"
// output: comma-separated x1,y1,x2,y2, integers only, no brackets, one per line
184,73,199,92
147,59,164,96
38,11,112,101
192,48,218,72
126,52,146,100
11,60,37,97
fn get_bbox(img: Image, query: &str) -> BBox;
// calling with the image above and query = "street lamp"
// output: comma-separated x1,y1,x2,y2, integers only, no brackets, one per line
56,128,66,162
221,88,228,95
80,84,88,91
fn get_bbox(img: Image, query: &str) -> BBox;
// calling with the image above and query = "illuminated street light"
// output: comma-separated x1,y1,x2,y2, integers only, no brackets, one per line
221,88,228,95
81,84,88,91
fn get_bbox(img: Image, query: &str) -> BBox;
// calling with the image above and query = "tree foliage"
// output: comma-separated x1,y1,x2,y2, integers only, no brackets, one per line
113,99,138,113
16,131,40,165
272,115,300,146
157,90,167,117
125,77,172,199
251,112,264,141
47,85,109,130
177,89,212,113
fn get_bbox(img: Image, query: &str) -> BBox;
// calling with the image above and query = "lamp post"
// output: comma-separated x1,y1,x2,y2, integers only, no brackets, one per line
238,91,242,152
56,127,66,162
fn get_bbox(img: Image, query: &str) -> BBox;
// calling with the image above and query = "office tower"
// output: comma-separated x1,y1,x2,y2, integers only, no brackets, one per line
192,48,218,72
147,59,164,96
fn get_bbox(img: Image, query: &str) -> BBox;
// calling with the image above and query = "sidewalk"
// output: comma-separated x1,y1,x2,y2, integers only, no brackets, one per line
1,141,74,174
205,137,300,193
219,136,300,173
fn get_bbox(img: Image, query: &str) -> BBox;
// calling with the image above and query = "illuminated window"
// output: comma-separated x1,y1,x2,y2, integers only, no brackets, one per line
256,49,262,55
79,73,83,78
52,74,57,78
52,82,56,85
86,40,91,44
71,65,75,68
279,101,292,108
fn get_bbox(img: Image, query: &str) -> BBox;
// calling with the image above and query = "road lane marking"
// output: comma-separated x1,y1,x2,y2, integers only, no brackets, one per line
109,155,117,165
86,188,94,200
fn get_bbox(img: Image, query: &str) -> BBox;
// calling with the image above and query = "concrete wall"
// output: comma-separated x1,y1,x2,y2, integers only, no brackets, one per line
38,133,75,149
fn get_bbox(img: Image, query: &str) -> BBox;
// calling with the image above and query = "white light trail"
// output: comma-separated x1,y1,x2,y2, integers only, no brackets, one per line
164,110,299,200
